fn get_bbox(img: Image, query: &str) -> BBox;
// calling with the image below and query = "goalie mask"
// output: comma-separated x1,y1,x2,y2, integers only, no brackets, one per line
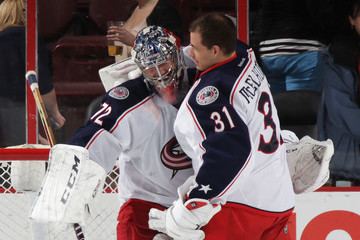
132,26,182,103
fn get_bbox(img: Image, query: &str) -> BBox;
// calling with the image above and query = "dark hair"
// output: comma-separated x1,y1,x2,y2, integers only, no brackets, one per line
349,0,360,18
189,12,236,55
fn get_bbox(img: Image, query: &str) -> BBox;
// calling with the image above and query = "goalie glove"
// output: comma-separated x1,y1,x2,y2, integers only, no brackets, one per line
148,176,221,240
99,57,142,92
286,136,334,194
30,144,106,224
281,129,300,144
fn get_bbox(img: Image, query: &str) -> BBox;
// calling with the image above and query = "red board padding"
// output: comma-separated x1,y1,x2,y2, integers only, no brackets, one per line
301,210,360,240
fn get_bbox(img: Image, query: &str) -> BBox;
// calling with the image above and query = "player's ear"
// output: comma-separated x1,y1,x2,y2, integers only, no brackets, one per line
212,45,221,56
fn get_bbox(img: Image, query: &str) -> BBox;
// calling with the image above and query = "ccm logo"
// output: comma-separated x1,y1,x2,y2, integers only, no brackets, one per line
61,155,80,204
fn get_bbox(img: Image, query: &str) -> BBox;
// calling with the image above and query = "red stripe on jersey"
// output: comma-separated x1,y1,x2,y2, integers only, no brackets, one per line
85,129,105,149
199,144,206,162
84,96,153,148
110,95,154,133
230,50,253,105
214,152,252,199
186,102,206,140
200,53,237,77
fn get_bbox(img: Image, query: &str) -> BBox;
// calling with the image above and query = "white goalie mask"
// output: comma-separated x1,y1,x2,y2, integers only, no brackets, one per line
132,26,182,91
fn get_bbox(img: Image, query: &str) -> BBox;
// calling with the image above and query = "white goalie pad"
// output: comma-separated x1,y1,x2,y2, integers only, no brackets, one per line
286,136,334,194
99,57,142,92
30,144,106,224
11,161,46,192
8,144,48,192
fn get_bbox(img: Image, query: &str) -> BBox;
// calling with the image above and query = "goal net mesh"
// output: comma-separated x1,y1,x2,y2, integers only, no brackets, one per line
0,158,121,240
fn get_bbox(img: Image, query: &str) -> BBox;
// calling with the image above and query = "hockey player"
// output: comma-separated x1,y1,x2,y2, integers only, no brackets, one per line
30,24,333,240
143,14,332,240
30,28,195,239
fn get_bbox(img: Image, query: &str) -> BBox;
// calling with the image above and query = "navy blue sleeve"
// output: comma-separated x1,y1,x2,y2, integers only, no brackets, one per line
187,72,252,200
189,119,251,200
68,78,151,146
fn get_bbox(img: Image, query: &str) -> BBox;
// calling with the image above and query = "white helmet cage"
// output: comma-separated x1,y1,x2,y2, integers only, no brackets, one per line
132,26,182,89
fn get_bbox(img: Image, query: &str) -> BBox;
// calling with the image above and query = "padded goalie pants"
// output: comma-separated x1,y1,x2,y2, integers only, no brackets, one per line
117,198,166,240
202,202,293,240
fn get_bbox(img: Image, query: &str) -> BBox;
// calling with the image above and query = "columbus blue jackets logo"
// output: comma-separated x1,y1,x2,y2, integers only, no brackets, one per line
109,86,129,100
161,137,192,178
196,86,219,105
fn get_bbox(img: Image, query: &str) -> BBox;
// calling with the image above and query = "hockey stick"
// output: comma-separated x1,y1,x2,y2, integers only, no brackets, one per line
26,71,56,146
26,71,86,240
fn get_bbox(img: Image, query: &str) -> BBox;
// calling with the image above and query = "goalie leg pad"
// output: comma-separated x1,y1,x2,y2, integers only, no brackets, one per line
8,144,48,192
11,160,46,192
30,144,106,224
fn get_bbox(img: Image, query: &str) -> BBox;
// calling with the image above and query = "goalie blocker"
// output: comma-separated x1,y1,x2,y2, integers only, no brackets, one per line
30,144,106,224
98,57,142,92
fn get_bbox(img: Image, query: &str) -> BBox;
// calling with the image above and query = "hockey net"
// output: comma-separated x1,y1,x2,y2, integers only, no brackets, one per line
0,147,121,240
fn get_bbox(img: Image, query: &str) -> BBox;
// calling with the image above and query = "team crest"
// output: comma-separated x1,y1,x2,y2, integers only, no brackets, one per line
196,86,219,105
109,86,129,100
161,137,192,179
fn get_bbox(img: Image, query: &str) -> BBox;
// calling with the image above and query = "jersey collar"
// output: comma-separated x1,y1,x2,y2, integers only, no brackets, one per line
199,52,237,77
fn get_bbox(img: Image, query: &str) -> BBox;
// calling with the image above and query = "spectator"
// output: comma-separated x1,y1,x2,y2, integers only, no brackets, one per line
318,0,360,184
0,0,65,147
256,0,337,94
106,0,183,60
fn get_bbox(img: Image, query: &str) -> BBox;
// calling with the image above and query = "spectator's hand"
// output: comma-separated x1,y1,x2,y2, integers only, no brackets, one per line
107,26,136,47
38,110,65,145
50,110,66,129
41,89,66,129
38,134,50,145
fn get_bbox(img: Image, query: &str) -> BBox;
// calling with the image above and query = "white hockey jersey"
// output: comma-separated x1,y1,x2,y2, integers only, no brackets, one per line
174,42,295,212
69,78,194,207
